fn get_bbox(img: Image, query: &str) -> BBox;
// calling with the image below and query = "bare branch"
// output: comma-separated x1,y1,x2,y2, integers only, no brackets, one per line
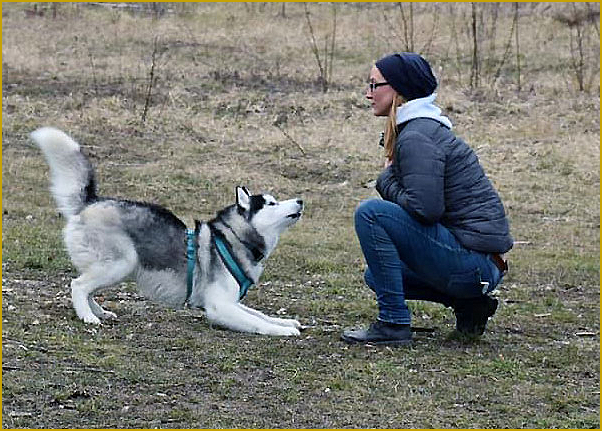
141,36,159,125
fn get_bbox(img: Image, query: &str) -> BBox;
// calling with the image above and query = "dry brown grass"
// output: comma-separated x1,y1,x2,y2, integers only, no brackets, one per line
2,3,599,428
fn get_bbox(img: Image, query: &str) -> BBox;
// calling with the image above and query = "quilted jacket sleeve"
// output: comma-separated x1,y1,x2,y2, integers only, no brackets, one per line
376,130,445,224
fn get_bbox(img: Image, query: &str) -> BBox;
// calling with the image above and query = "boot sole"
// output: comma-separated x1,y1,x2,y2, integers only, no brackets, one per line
340,335,413,346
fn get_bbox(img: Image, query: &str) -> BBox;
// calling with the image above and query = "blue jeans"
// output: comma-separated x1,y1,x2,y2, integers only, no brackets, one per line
355,199,503,325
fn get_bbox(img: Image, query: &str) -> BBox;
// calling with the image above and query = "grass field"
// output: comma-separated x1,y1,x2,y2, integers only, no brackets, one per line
2,2,600,428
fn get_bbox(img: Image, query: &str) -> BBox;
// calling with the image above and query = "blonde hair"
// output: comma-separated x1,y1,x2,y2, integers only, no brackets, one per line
384,93,405,162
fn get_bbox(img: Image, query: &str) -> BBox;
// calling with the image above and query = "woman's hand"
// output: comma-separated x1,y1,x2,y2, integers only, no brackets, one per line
384,158,393,168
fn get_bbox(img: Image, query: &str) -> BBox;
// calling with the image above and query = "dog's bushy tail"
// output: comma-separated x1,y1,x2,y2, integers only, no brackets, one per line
30,127,98,218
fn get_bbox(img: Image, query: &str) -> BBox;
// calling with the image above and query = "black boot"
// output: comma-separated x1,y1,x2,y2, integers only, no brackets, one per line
453,295,498,336
341,320,412,345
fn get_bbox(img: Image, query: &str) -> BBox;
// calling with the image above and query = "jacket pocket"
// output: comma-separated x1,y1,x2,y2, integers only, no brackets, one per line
446,268,486,298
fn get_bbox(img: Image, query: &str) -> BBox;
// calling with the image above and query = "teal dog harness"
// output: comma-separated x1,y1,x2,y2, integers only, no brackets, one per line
214,234,254,300
185,228,198,302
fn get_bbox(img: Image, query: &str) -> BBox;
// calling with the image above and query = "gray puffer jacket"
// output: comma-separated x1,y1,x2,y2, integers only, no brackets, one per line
376,118,513,253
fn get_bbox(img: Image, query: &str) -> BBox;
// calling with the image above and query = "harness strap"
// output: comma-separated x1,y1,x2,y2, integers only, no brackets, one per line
214,234,254,300
185,228,197,302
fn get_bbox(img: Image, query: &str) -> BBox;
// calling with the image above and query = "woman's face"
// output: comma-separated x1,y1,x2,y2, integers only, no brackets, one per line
366,65,397,117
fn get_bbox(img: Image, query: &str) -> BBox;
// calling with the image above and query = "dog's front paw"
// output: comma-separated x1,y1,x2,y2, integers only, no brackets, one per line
262,324,301,336
280,318,302,329
81,314,101,325
101,310,117,320
278,326,301,336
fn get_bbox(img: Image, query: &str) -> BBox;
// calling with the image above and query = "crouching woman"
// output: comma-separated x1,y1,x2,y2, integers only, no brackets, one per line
342,53,513,345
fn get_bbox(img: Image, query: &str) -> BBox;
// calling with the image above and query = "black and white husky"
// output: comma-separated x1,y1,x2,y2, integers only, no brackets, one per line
31,127,304,336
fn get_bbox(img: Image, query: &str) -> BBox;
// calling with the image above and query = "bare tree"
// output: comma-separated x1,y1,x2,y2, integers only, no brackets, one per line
303,3,337,93
141,36,160,125
398,2,414,52
554,2,600,92
470,3,480,88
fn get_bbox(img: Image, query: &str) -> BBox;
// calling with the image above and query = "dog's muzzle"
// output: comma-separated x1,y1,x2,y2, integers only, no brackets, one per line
287,199,304,219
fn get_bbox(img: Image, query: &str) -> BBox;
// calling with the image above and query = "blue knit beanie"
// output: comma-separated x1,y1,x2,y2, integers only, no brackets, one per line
375,53,437,101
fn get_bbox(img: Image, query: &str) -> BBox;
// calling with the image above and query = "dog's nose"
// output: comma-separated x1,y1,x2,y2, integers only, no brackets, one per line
297,199,304,207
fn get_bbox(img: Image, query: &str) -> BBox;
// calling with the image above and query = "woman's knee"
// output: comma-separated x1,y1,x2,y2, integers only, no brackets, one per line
355,198,388,226
354,198,412,227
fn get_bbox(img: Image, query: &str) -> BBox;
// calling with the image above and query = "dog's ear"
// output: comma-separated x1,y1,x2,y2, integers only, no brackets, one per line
236,186,251,211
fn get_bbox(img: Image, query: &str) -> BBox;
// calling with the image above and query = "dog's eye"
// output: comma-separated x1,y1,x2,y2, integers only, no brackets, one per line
267,201,277,206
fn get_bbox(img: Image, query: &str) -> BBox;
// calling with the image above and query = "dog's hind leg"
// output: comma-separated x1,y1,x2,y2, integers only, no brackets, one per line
71,255,137,324
71,274,107,325
88,297,117,320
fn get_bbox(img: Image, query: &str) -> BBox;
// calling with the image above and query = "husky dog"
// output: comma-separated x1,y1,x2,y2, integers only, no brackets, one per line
31,127,304,336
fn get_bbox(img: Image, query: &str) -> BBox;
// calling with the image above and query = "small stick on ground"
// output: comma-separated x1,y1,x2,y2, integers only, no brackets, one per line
274,124,306,155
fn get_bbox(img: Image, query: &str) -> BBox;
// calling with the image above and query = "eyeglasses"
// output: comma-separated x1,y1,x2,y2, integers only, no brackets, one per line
367,81,389,92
